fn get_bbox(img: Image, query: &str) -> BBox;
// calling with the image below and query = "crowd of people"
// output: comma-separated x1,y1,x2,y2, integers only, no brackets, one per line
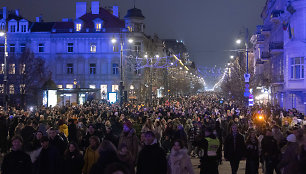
0,93,305,174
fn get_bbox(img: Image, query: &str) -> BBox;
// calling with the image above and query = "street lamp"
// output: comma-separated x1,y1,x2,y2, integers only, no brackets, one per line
0,31,7,111
236,39,242,44
230,55,234,59
111,35,133,107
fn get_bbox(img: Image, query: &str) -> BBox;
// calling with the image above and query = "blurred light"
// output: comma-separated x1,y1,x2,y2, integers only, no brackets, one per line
236,39,242,44
230,55,234,59
179,67,182,70
128,38,134,43
258,115,264,120
228,63,231,66
144,54,148,58
0,32,4,37
111,38,117,44
170,63,173,65
155,55,159,58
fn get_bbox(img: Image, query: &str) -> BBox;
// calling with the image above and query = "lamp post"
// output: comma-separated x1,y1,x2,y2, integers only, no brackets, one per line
111,35,133,107
0,31,8,111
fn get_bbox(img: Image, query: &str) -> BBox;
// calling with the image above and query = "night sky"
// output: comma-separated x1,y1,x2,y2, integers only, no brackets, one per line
0,0,266,70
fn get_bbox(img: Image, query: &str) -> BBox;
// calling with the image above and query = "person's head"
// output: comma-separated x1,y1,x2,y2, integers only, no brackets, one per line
68,142,80,153
173,139,184,152
231,124,238,134
118,143,128,155
40,136,49,149
11,135,23,151
265,128,272,136
36,131,43,140
144,131,155,145
88,125,95,134
48,128,57,139
89,136,100,149
123,120,132,132
104,162,130,174
99,140,117,153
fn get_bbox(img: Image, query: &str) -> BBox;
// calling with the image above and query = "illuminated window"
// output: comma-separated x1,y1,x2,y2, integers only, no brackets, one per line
90,44,96,53
127,26,133,32
20,84,25,94
100,85,107,99
0,64,4,74
9,84,14,94
67,64,73,74
10,44,15,52
0,84,3,94
67,43,73,53
20,43,26,53
112,85,119,92
113,64,119,75
90,64,96,74
89,85,96,89
76,23,82,31
38,43,44,53
57,85,63,88
66,84,73,89
19,64,25,74
9,64,15,74
96,23,101,31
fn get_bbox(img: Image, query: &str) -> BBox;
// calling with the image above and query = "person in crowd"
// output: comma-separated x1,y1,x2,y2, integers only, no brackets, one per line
224,124,246,174
199,128,221,174
261,128,281,174
117,143,135,174
1,135,32,174
90,140,121,174
173,124,188,147
82,136,100,174
168,139,194,174
63,142,84,174
33,136,62,174
277,134,299,174
137,131,167,174
68,119,78,143
0,115,8,155
82,124,99,151
20,120,36,151
245,130,259,174
297,132,306,174
48,127,67,155
104,126,119,147
119,119,139,164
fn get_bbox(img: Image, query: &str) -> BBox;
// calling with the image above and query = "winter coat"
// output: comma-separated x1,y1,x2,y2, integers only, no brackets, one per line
33,146,62,174
119,129,139,163
298,146,306,174
118,152,135,174
68,123,78,143
82,146,99,174
136,142,167,174
261,136,280,160
89,150,120,174
167,148,194,174
59,124,69,137
1,150,32,174
277,142,299,174
64,151,84,174
224,133,246,161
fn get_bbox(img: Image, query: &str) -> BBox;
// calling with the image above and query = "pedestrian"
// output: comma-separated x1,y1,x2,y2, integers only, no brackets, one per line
118,143,135,174
168,139,194,174
245,130,259,174
48,127,67,155
224,124,246,174
82,136,100,174
136,131,167,174
63,142,84,174
1,135,32,174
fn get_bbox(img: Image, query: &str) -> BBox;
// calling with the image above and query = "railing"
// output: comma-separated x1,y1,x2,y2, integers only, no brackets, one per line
269,42,284,50
261,52,270,59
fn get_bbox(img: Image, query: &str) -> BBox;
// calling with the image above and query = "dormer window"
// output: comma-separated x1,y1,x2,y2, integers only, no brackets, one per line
96,23,101,31
8,19,18,33
10,25,16,32
19,19,28,33
93,18,103,32
21,25,26,32
76,23,82,31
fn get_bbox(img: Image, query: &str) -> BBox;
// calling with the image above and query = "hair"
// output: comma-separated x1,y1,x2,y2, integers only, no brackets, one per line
40,136,49,143
173,139,184,149
145,131,155,138
64,142,81,159
89,135,100,145
104,162,130,174
11,135,23,143
99,140,117,153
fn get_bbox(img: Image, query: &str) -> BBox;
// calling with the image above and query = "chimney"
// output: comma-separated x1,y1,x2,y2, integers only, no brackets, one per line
76,2,87,19
91,1,100,14
113,6,119,17
15,9,19,16
2,7,7,19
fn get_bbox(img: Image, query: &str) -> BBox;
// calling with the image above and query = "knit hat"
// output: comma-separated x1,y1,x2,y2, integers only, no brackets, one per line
286,134,296,143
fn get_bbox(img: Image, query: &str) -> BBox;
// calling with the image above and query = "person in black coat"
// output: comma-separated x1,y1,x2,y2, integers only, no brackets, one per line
261,129,280,174
1,136,32,174
224,124,246,174
245,130,259,174
64,142,84,174
21,120,36,151
0,115,8,153
136,131,167,174
68,119,78,143
48,127,67,155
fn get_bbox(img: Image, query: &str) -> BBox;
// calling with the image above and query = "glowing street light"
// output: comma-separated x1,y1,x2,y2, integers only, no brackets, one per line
111,38,117,44
230,55,234,59
236,39,242,44
128,38,134,44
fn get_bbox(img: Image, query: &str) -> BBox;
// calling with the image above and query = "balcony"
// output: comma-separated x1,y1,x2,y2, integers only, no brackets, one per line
261,25,271,35
256,59,264,65
269,42,284,55
256,34,265,44
260,52,271,61
270,10,284,23
272,75,284,85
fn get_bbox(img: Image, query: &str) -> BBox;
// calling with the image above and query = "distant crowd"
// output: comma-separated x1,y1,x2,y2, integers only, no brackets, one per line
0,93,305,174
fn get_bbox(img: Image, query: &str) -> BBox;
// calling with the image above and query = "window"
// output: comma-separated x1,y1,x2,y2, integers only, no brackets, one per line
20,43,26,53
76,23,82,31
38,43,44,53
20,64,26,74
134,42,141,53
90,64,96,74
0,44,4,52
21,25,27,32
20,84,25,94
57,85,63,89
0,64,4,74
90,44,96,53
100,85,107,99
66,84,73,89
113,45,119,52
10,25,16,32
112,85,119,92
0,84,3,94
290,57,304,79
89,85,96,89
96,23,102,31
10,44,15,52
9,64,15,74
68,43,73,53
113,64,119,75
9,84,14,94
67,64,73,74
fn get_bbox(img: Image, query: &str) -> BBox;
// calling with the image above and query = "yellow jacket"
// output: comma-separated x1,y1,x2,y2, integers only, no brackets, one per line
82,147,99,174
59,124,69,137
